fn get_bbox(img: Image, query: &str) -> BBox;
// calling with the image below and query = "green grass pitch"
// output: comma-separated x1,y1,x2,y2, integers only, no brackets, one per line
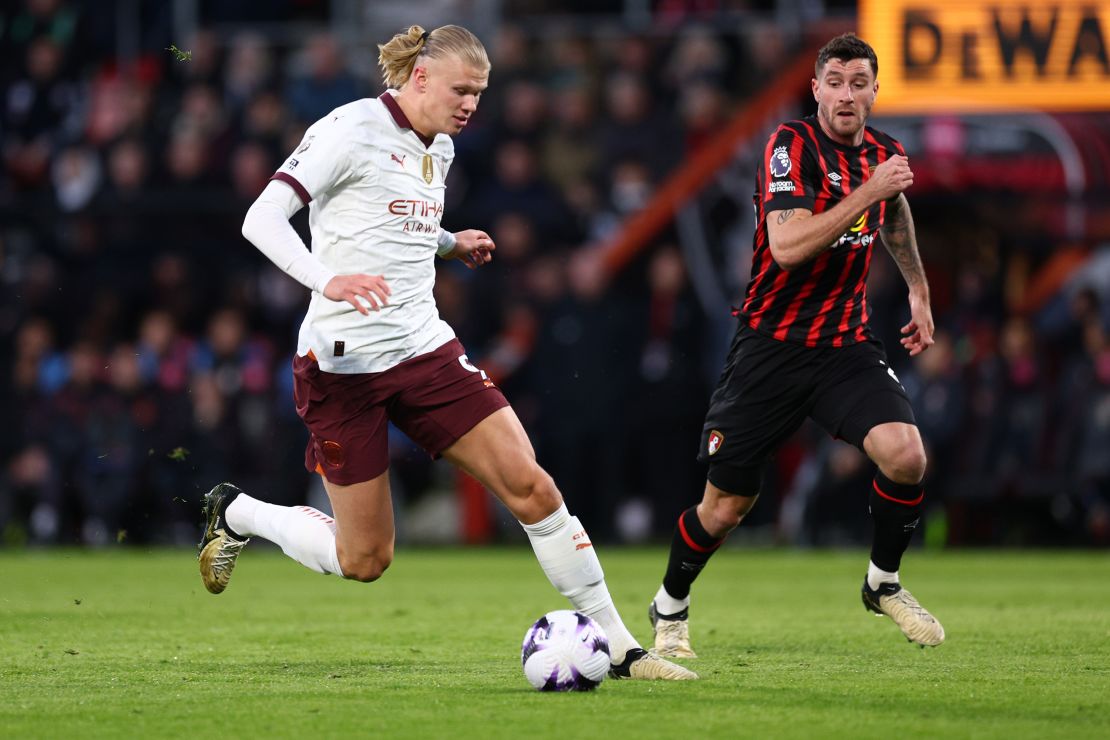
1,547,1108,738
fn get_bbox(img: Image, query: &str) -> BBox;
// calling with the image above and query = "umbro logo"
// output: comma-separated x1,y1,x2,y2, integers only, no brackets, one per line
391,153,406,167
827,172,842,187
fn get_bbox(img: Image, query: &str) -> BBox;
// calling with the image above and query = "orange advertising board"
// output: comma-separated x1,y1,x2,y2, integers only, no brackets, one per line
859,0,1110,112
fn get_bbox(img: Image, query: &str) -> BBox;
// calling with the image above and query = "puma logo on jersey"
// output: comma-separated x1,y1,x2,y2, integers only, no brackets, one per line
391,153,406,168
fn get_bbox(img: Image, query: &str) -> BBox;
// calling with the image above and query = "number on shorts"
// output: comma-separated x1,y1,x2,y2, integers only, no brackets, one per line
882,361,904,389
458,354,490,382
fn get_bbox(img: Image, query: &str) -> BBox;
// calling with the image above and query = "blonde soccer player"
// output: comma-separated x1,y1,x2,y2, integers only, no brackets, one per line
198,24,695,681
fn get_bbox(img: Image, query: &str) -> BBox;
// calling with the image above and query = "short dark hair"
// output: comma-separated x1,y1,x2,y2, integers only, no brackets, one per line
815,33,878,78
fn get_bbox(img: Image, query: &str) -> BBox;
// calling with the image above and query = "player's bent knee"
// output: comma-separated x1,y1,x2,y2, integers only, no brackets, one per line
705,495,756,533
529,468,559,501
513,467,562,519
343,558,391,583
339,548,394,583
867,424,927,484
885,447,927,485
703,509,740,535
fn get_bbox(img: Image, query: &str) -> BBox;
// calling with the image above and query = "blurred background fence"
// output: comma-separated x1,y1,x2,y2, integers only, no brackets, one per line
2,0,1107,549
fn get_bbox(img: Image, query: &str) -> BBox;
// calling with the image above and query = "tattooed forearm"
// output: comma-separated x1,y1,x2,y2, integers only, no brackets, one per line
776,209,795,225
881,195,926,289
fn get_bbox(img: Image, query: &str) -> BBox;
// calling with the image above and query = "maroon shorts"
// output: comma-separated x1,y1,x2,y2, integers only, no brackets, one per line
292,338,509,485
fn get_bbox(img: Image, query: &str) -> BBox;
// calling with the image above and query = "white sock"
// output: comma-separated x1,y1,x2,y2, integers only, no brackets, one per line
226,493,344,576
867,560,899,591
522,504,639,662
653,585,689,616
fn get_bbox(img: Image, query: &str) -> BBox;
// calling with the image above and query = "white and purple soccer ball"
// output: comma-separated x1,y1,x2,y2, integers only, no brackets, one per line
521,610,610,691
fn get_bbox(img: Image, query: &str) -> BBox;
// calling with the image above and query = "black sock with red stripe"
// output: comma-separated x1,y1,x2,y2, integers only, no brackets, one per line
869,471,924,572
661,506,724,603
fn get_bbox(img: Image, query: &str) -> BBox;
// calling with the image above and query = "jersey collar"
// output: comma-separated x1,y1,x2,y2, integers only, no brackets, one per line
379,92,435,148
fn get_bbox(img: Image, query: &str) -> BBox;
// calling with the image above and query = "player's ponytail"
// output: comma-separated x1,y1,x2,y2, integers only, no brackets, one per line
377,24,490,89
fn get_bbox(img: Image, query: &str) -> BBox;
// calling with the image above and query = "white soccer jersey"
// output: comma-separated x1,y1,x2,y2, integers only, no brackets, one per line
272,93,457,373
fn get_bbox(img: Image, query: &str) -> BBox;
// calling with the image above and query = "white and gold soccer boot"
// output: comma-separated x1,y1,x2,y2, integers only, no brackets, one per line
648,601,697,658
198,482,250,595
608,648,698,680
862,580,945,647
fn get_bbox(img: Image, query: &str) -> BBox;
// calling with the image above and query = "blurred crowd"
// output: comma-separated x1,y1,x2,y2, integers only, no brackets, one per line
2,0,1107,548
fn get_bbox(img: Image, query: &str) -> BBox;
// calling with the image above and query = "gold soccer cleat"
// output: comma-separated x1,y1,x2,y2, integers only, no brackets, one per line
862,580,945,647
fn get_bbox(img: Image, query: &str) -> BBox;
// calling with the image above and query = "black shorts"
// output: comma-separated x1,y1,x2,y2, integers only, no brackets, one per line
698,324,915,487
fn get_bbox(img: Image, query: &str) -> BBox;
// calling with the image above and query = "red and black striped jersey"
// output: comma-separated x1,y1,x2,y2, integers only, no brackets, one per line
739,115,905,347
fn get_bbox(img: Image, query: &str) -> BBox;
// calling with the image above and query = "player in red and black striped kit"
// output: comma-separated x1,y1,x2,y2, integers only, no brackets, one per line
648,33,945,655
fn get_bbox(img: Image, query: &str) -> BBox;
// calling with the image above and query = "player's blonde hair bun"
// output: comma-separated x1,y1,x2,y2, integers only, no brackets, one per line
377,24,490,89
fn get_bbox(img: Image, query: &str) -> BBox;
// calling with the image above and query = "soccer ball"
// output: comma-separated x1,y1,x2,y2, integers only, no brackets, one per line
520,610,610,691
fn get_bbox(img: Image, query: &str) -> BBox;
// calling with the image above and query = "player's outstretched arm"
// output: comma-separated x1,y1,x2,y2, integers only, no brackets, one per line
881,193,934,356
767,155,914,271
440,229,496,269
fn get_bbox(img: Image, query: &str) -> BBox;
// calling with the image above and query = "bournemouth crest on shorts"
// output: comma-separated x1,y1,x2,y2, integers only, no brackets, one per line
707,430,724,456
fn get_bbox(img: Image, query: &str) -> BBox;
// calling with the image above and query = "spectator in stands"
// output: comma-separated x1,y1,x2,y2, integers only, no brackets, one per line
627,246,708,535
901,329,965,505
229,140,273,201
136,309,191,392
469,138,572,238
679,80,729,154
598,71,679,176
239,90,290,159
75,343,148,546
1057,319,1110,544
460,210,540,358
1,318,61,542
50,145,101,212
4,36,80,192
164,127,214,190
491,79,549,145
991,317,1049,483
285,32,363,124
793,440,874,546
540,84,599,192
527,249,637,542
606,158,654,220
103,137,150,199
224,32,275,112
663,26,729,93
